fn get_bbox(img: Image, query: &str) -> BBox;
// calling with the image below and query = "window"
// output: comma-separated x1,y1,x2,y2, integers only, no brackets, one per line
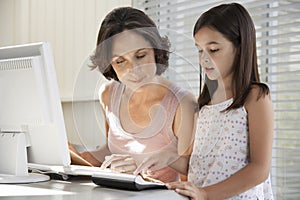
133,0,300,199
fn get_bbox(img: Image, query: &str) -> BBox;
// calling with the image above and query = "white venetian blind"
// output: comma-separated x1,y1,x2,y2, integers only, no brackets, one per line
133,0,300,199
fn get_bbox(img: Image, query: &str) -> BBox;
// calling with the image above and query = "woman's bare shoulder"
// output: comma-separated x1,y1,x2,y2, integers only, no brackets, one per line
99,80,115,106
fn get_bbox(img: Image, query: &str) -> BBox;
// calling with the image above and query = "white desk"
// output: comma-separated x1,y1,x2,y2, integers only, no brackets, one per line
0,177,188,200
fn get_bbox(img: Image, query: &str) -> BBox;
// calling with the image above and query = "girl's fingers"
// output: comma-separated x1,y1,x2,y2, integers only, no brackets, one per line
166,182,184,189
167,182,202,200
175,188,192,196
175,189,198,200
166,182,195,190
166,183,197,200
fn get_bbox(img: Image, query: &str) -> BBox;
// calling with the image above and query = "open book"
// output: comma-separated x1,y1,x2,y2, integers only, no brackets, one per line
28,163,166,191
69,150,166,190
92,171,166,191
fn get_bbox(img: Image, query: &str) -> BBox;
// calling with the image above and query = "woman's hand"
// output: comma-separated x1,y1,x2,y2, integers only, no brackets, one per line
100,154,137,173
134,149,178,175
166,181,208,200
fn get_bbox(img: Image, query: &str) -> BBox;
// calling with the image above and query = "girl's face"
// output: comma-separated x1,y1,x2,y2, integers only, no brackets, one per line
194,26,237,82
111,30,156,90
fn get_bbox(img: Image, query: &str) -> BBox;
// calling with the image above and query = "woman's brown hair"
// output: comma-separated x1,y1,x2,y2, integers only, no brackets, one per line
90,7,170,81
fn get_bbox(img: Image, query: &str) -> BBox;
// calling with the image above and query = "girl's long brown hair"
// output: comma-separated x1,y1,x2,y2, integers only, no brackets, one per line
194,3,269,111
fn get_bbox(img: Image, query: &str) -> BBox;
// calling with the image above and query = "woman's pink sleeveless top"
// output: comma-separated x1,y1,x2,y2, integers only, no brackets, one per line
104,81,188,182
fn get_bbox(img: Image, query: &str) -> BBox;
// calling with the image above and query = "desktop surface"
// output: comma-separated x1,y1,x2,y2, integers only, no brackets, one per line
0,177,188,200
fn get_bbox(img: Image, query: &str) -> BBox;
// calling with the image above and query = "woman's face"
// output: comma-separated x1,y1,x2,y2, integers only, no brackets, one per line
110,30,156,90
194,26,237,82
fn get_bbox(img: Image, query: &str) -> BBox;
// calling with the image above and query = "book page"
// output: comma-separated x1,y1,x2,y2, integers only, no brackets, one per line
135,175,165,186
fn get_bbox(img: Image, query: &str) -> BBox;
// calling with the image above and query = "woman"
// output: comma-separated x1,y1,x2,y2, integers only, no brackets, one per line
70,7,196,183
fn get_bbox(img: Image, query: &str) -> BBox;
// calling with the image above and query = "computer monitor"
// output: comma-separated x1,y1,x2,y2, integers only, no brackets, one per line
0,42,71,183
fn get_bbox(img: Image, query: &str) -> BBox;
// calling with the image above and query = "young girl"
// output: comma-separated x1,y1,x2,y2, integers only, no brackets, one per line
70,7,196,183
166,3,274,199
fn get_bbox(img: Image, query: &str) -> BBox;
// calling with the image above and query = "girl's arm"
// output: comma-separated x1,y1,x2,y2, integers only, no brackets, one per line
168,86,274,199
204,87,274,199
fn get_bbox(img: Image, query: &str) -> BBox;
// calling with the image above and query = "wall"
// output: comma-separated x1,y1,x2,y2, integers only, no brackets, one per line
0,0,132,149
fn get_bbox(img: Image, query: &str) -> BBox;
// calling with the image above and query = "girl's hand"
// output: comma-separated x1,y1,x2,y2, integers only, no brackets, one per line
166,181,208,200
100,154,137,173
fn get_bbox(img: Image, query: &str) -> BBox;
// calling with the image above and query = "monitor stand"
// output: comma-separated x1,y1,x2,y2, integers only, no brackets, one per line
0,131,50,184
0,173,49,184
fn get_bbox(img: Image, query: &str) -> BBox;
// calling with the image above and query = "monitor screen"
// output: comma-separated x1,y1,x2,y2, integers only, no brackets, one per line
0,42,70,171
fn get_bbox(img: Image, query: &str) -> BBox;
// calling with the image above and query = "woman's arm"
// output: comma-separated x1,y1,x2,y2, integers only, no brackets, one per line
80,82,112,167
69,143,93,166
68,142,111,167
134,91,197,175
170,92,197,174
80,143,111,167
69,82,112,167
